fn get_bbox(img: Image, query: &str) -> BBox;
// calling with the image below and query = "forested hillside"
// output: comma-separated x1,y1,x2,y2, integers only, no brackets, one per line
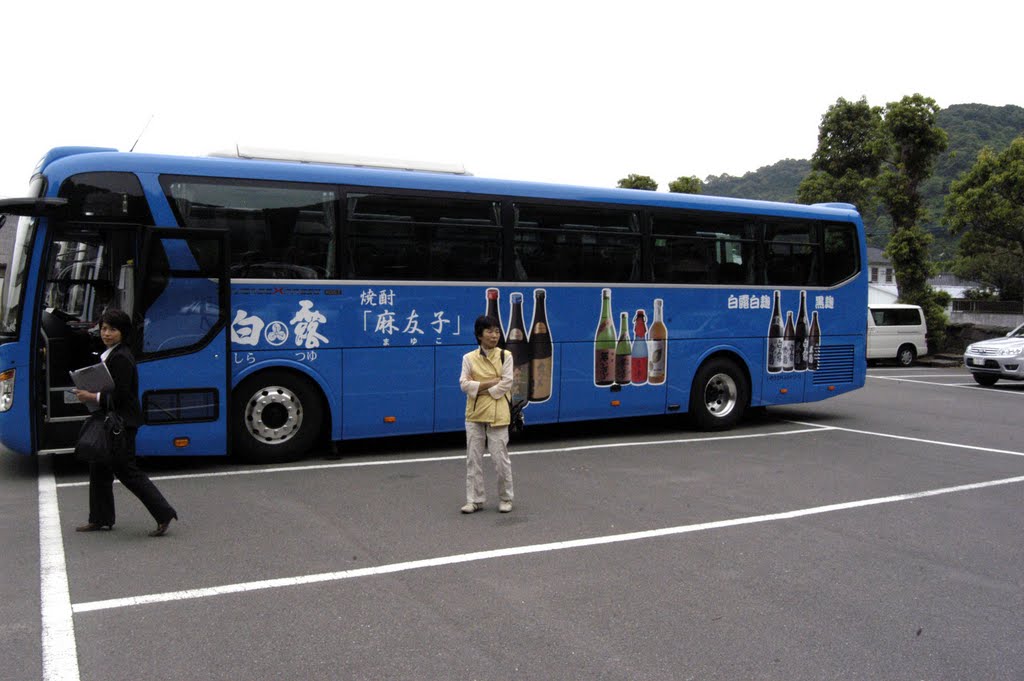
702,103,1024,258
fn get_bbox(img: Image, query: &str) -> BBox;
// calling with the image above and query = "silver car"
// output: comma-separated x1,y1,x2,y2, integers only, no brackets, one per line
964,322,1024,386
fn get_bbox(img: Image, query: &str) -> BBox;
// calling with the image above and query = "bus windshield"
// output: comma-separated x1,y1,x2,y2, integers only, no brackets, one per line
1,214,39,339
1,177,45,339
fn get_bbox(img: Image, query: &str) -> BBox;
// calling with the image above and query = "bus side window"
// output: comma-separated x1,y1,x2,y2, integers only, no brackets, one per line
823,222,859,285
513,204,640,283
764,220,820,286
162,178,337,280
346,193,501,280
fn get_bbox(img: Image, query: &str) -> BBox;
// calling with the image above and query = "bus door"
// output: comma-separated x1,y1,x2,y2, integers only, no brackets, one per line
134,227,231,456
34,222,142,453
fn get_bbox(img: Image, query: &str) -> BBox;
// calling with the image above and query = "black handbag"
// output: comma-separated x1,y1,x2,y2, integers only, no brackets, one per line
507,398,526,435
74,412,127,464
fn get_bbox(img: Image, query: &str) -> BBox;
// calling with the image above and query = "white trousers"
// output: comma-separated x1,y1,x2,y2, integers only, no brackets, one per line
464,421,513,503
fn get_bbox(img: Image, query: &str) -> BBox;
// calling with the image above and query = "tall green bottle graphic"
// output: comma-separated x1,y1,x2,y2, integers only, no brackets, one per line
594,288,615,386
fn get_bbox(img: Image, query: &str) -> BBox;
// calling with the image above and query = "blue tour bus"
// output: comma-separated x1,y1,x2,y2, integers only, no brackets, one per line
0,146,867,462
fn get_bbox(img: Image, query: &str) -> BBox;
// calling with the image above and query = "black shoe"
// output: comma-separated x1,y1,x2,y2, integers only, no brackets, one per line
149,515,177,537
76,522,112,532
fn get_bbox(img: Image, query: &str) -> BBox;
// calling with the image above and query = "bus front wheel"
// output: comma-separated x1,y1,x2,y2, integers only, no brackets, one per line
689,358,749,431
232,370,323,463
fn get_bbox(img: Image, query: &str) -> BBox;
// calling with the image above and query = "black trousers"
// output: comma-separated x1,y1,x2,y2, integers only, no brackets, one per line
87,430,177,526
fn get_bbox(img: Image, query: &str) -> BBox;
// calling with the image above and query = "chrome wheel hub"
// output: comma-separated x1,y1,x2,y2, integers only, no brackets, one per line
704,373,738,418
244,385,303,445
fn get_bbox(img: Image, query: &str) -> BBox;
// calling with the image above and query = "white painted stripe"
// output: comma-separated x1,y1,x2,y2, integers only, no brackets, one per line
38,454,81,680
869,374,1024,394
786,420,1024,458
72,473,1024,614
869,373,969,379
57,427,830,488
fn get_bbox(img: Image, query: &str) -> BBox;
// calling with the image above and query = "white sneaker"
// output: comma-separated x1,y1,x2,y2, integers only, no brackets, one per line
498,501,513,513
461,502,483,514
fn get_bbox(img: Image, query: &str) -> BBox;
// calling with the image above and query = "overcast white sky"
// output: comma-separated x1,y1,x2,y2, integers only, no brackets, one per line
2,0,1021,199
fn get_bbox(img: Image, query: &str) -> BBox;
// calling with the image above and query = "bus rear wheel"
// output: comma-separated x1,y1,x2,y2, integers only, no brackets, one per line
232,370,323,463
689,358,749,431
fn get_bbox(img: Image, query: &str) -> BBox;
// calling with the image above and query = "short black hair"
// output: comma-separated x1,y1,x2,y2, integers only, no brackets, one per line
474,315,501,343
99,308,133,342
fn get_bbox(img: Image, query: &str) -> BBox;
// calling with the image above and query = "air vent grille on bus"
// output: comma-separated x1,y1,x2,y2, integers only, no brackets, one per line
812,345,855,384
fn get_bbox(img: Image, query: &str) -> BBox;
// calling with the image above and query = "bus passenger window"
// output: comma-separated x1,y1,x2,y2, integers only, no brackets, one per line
162,178,337,279
764,221,821,286
823,222,859,285
651,211,756,285
513,204,639,282
345,194,501,280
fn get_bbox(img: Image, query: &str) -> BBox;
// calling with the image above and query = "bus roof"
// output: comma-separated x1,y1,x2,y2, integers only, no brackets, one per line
36,146,862,222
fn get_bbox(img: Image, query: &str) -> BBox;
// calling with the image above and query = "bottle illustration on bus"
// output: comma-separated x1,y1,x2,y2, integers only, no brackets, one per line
481,287,553,405
647,298,667,385
808,311,821,370
506,292,531,405
485,287,506,349
528,289,552,402
595,292,666,387
615,311,632,386
631,309,648,385
794,290,809,371
766,290,821,374
767,290,784,373
595,288,616,386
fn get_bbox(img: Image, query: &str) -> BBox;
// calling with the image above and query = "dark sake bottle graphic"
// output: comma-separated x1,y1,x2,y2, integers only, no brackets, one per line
506,293,531,405
647,298,667,384
794,290,809,371
767,290,784,373
808,311,821,371
631,309,648,385
594,288,616,386
528,289,552,402
485,287,506,349
614,311,632,386
783,311,796,372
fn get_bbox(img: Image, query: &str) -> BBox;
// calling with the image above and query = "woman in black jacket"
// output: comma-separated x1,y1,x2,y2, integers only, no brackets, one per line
72,309,178,537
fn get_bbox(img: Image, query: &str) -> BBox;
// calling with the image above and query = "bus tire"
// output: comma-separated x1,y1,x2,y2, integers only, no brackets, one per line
689,357,749,431
232,370,323,463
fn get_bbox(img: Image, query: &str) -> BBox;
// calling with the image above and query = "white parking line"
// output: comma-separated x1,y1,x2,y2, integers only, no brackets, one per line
71,473,1024,614
38,455,81,681
788,420,1024,457
55,427,831,488
868,375,1024,395
870,373,967,378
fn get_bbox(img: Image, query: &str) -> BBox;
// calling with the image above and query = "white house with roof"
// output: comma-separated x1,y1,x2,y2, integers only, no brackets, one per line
867,247,982,304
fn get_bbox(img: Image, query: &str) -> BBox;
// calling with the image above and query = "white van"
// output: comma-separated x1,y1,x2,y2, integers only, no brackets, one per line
867,304,928,366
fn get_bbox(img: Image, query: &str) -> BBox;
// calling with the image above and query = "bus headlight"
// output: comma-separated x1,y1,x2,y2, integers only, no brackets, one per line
0,369,14,412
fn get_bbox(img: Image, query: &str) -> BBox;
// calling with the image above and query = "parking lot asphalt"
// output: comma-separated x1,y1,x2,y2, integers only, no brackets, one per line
4,365,1023,681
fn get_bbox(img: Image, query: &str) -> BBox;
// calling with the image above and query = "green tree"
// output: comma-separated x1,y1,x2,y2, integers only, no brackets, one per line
945,136,1024,303
879,95,949,348
668,175,703,194
798,97,884,211
800,94,949,349
617,174,658,191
